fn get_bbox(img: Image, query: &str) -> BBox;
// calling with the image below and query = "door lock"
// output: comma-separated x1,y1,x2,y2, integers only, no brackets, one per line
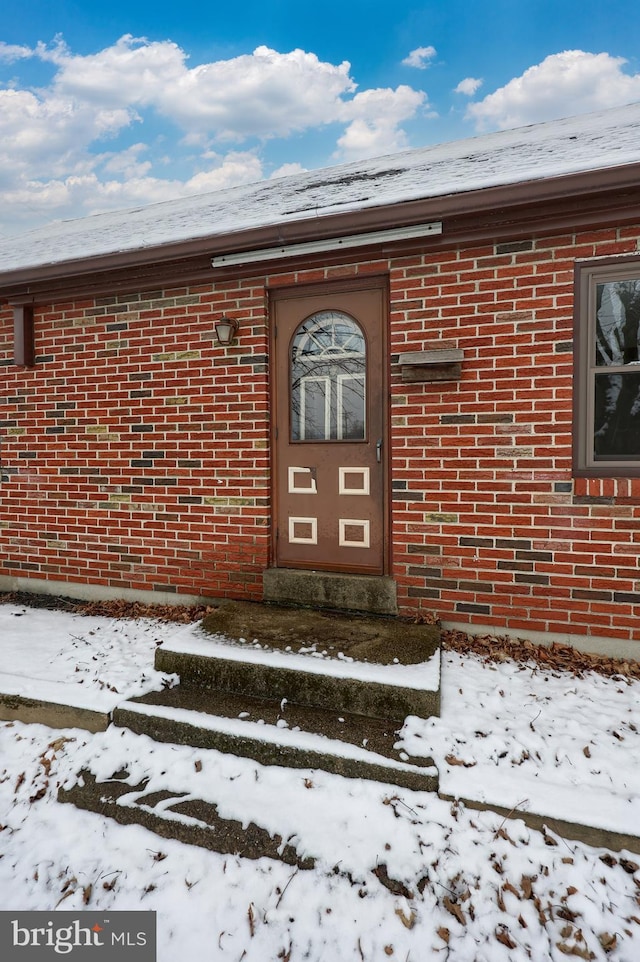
376,438,383,463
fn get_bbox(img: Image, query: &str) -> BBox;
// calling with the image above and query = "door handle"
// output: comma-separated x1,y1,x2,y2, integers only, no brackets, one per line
376,438,383,463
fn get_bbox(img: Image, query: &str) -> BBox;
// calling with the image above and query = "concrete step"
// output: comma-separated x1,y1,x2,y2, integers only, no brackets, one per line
59,600,441,857
156,647,440,721
114,685,438,793
58,769,317,868
155,600,442,721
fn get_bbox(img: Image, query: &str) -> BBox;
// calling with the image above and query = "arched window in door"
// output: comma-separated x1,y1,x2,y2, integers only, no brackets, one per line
290,310,366,441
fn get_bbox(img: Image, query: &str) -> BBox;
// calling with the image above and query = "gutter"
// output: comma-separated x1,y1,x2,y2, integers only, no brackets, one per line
2,162,640,303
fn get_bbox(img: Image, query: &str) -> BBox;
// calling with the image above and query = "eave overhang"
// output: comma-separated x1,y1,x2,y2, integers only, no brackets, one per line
2,161,640,305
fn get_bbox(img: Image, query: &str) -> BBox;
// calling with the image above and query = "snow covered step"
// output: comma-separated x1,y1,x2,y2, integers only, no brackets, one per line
155,636,440,721
113,687,438,793
155,599,441,720
59,769,317,868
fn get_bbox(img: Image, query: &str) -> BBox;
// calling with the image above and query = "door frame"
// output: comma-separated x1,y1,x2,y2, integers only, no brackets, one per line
268,274,391,574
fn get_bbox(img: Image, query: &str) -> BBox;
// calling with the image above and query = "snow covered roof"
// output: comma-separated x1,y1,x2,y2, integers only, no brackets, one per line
2,102,640,277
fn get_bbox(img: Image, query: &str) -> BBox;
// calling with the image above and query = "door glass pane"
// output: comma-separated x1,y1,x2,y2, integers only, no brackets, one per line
300,377,330,440
291,311,366,441
337,373,365,439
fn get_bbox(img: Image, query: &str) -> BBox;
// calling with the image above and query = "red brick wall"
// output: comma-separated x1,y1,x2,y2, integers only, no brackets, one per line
0,282,271,600
387,227,640,642
1,224,640,643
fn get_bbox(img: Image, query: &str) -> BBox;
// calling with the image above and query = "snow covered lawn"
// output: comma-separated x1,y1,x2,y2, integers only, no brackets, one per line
1,601,640,961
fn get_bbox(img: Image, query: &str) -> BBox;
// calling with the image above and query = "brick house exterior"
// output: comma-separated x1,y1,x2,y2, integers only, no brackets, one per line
2,104,640,655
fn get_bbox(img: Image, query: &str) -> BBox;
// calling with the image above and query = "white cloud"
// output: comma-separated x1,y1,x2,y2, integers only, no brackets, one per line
402,46,437,70
270,162,307,179
40,36,357,140
0,86,133,179
181,152,265,194
467,50,640,130
0,151,269,234
0,42,33,63
335,85,427,161
0,34,429,233
101,144,153,178
455,77,483,96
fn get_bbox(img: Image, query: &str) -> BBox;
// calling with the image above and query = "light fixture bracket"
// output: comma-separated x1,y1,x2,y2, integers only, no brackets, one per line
211,221,442,268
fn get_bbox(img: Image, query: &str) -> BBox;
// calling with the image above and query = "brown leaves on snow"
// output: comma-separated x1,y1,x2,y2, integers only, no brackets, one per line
443,629,640,681
444,754,477,768
0,591,214,624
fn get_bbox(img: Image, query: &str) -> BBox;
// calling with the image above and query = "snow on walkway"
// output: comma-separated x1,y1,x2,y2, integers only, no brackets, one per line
1,602,640,834
1,601,640,960
0,604,188,710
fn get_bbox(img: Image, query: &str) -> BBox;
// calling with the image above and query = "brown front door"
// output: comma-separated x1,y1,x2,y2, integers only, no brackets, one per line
272,281,388,575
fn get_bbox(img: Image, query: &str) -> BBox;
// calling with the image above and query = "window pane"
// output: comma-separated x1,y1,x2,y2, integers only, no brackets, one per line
594,371,640,459
291,311,366,442
595,280,640,366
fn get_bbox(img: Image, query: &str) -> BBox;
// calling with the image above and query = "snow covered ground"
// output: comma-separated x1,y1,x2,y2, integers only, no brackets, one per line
1,601,640,961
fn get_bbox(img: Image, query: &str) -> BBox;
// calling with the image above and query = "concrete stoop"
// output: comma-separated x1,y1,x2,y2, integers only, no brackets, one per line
57,601,442,862
6,597,638,862
58,771,317,869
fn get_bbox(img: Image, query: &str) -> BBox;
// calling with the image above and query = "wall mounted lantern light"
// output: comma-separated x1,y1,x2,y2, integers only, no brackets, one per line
214,315,239,346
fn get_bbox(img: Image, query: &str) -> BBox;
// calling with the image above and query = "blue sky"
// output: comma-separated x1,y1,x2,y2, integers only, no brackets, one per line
1,0,640,235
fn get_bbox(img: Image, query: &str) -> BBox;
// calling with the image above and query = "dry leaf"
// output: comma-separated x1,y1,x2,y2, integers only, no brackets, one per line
384,946,394,956
445,754,477,768
248,903,255,938
437,927,450,944
583,746,591,758
536,903,548,925
620,858,639,874
495,827,515,844
83,884,92,905
194,760,202,773
395,908,416,930
556,942,595,959
55,890,75,908
495,926,517,949
557,906,579,922
521,875,535,899
443,896,465,925
598,932,617,952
